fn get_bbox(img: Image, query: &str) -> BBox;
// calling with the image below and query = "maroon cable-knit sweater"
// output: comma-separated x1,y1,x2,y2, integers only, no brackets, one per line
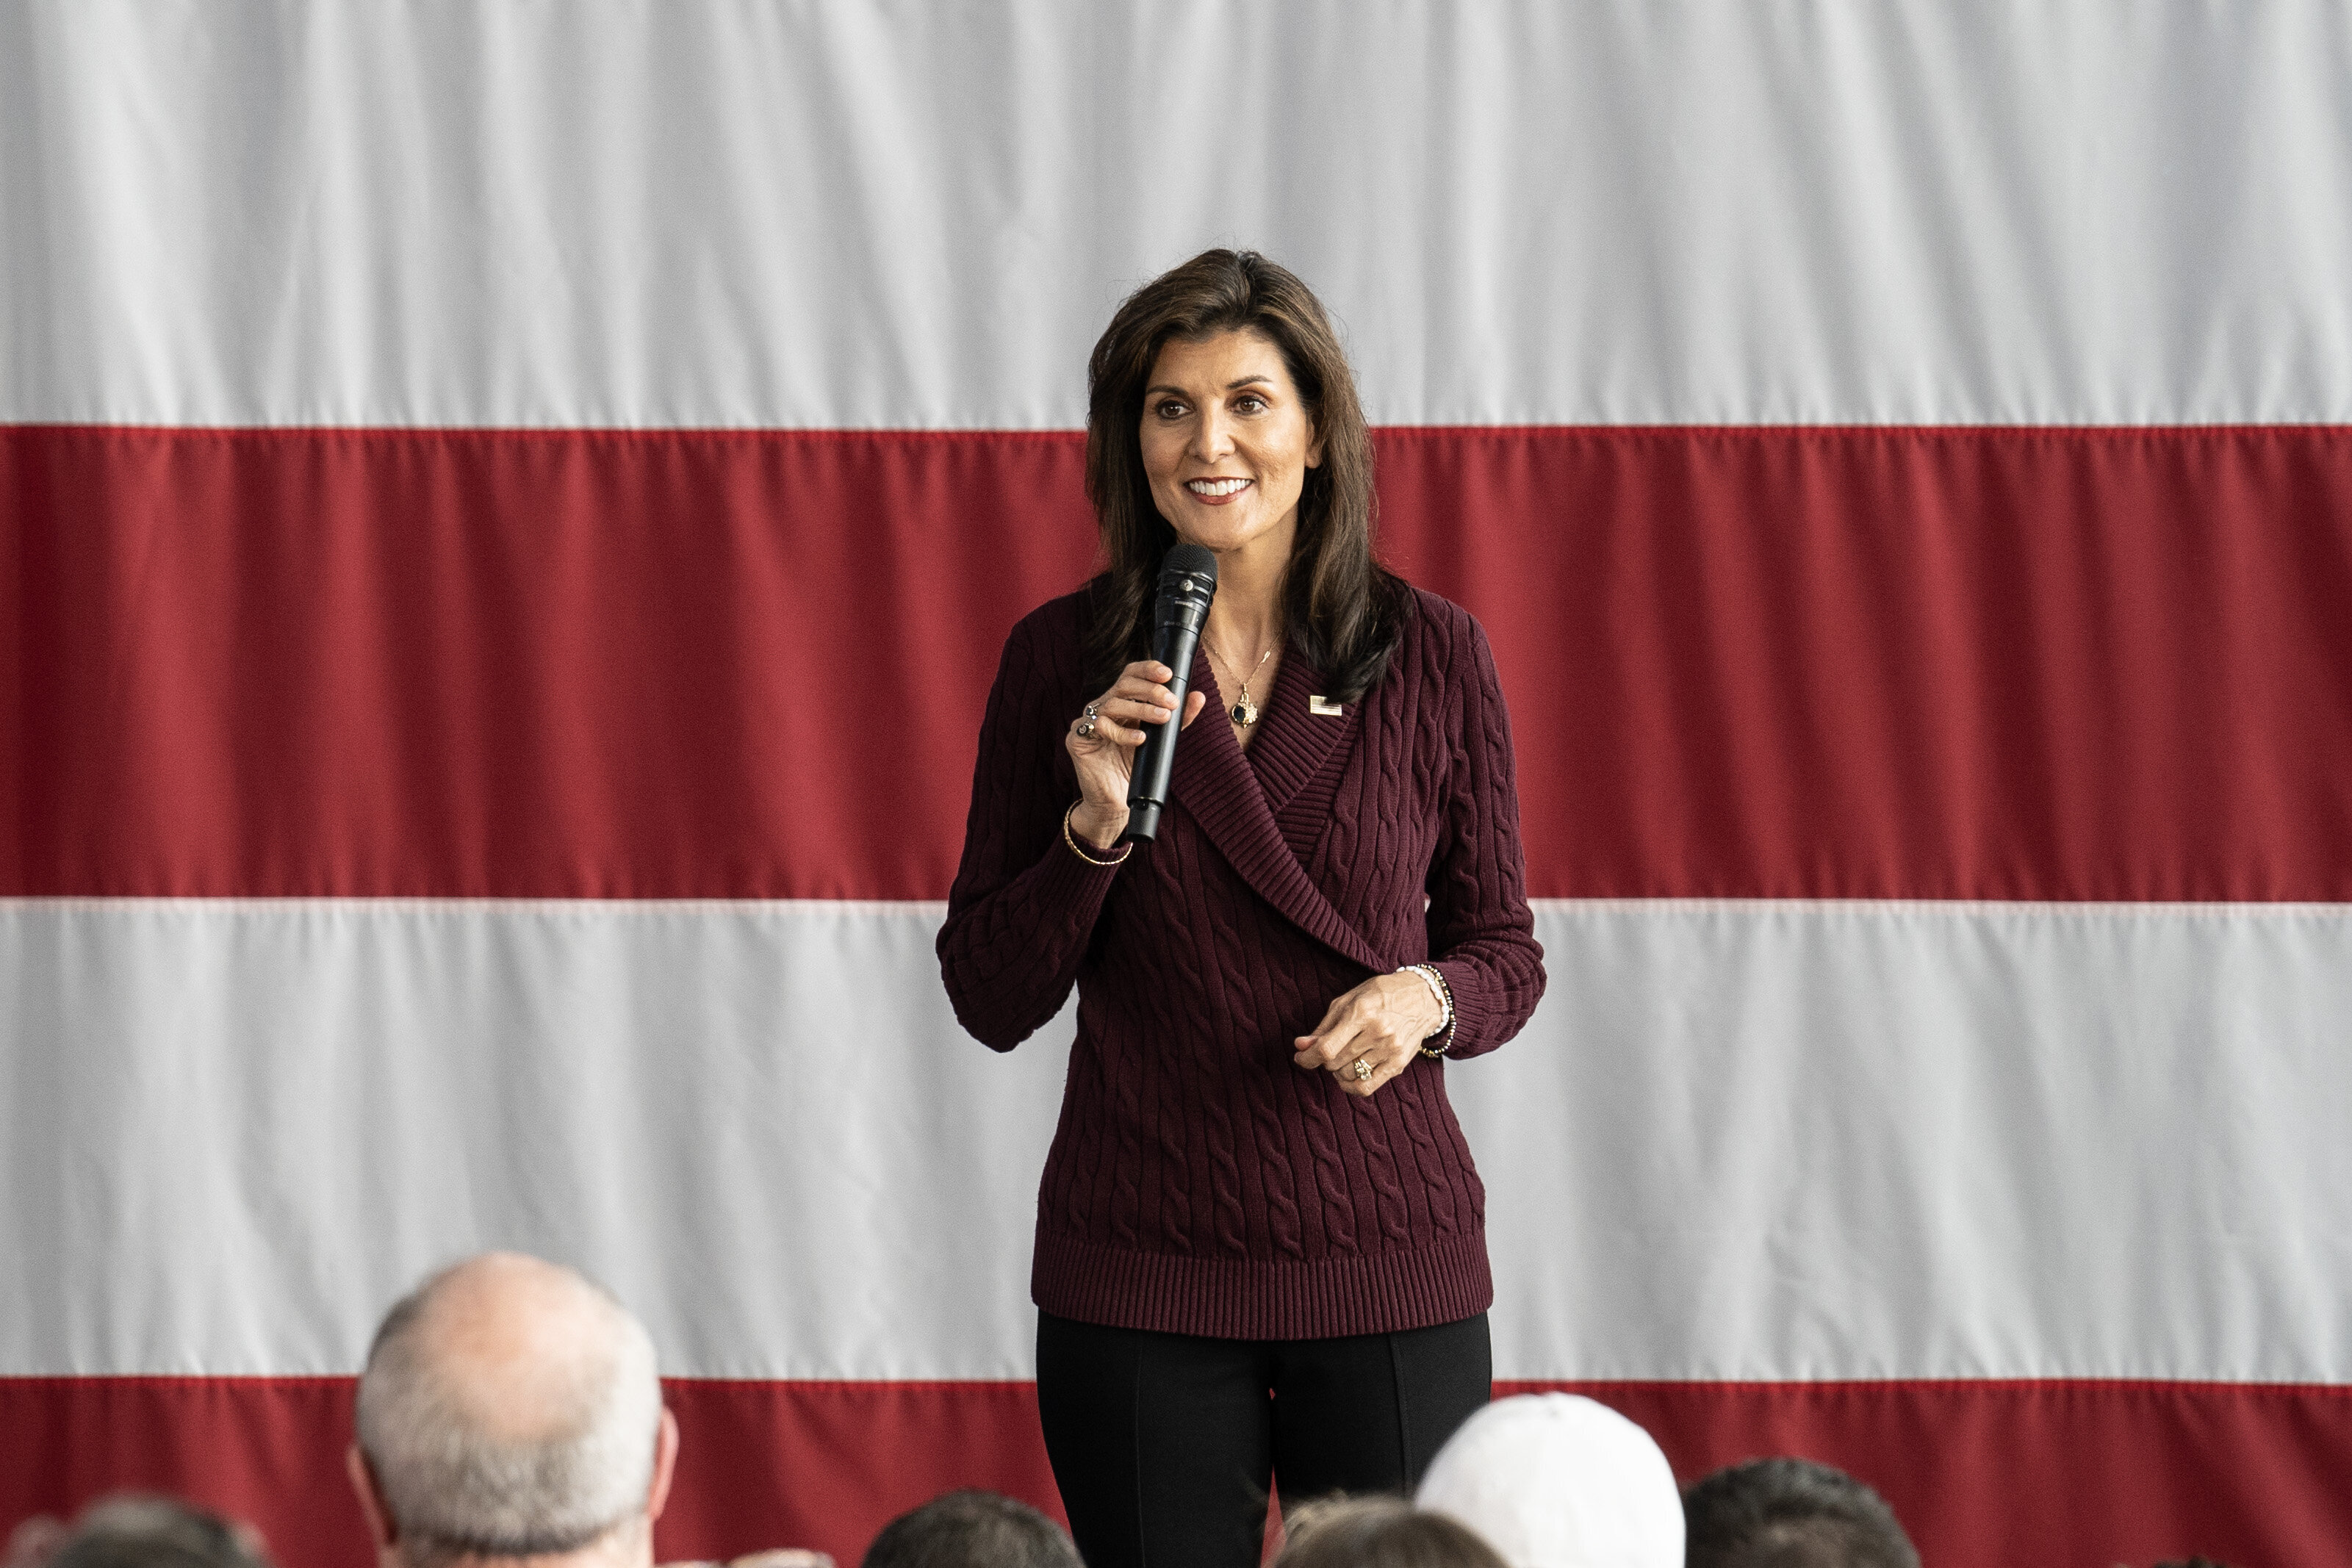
938,584,1545,1339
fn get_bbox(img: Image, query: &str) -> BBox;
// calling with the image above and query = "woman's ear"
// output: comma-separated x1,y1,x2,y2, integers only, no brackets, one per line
1306,420,1325,469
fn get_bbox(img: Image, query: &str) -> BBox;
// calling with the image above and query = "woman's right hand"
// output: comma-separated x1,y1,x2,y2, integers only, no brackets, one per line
1065,661,1209,849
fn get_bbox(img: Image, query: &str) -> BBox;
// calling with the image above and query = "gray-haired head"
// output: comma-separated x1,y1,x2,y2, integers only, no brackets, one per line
354,1254,664,1565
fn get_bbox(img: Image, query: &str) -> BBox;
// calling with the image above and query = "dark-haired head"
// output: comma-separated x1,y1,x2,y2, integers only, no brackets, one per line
43,1497,274,1568
859,1490,1079,1568
1682,1458,1918,1568
1082,248,1406,702
1275,1497,1508,1568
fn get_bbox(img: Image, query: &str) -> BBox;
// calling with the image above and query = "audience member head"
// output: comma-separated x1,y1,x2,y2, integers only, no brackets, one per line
34,1499,271,1568
1276,1497,1509,1568
348,1253,677,1568
1414,1395,1683,1568
1681,1459,1917,1568
857,1492,1077,1568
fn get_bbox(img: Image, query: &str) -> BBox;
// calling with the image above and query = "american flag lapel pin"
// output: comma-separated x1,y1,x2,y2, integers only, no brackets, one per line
1308,696,1345,716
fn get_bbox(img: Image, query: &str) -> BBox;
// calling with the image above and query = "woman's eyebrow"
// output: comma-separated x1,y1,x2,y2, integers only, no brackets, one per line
1144,375,1276,397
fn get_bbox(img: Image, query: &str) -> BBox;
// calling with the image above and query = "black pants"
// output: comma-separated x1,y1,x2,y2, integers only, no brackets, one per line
1035,1311,1492,1568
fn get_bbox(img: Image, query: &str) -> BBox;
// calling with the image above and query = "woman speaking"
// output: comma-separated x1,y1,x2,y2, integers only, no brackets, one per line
938,251,1545,1568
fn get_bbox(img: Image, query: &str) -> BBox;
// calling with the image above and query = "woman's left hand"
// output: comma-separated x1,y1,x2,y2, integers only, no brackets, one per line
1292,972,1447,1098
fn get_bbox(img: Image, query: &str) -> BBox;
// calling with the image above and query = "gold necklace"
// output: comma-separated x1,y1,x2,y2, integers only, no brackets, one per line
1205,639,1276,727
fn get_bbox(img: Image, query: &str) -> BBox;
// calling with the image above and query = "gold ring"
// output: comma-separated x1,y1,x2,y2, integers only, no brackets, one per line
1351,1059,1373,1081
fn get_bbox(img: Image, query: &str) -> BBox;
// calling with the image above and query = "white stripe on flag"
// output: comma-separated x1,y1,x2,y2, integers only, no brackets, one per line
6,1,2352,428
4,899,2346,1383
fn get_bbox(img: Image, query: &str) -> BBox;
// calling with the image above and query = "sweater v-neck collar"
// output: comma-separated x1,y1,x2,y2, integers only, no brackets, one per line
1237,639,1357,816
1170,641,1387,974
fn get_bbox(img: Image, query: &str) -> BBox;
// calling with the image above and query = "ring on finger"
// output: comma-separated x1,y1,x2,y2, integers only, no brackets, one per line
1351,1059,1373,1082
1073,703,1100,740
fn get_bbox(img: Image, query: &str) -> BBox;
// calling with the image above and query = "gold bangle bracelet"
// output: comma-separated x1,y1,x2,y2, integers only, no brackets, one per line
1063,802,1132,867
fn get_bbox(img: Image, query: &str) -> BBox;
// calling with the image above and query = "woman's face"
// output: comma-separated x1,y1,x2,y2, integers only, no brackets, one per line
1139,328,1324,564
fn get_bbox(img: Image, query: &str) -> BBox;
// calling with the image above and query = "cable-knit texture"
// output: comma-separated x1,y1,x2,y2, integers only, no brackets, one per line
938,586,1546,1339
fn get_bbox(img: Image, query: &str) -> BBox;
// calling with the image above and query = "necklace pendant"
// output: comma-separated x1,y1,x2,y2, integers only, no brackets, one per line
1232,695,1258,727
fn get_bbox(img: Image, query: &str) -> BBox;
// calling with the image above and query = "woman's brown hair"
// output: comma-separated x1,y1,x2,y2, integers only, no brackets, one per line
1082,249,1408,702
1274,1497,1509,1568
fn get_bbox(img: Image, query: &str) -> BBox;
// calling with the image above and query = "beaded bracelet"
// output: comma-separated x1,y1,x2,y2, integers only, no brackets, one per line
1398,963,1456,1057
1063,802,1133,867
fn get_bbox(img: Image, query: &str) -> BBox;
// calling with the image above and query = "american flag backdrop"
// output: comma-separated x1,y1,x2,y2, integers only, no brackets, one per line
5,5,2352,1566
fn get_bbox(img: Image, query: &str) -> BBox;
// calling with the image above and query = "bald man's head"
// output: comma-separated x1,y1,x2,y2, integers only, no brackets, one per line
355,1254,664,1564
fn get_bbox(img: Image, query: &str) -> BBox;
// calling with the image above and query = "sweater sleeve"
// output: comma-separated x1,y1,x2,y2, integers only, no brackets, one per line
937,611,1125,1051
1424,608,1547,1060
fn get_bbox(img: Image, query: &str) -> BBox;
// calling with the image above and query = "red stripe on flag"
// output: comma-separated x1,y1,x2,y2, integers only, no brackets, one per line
7,424,2351,899
0,425,1097,902
0,1376,1063,1568
4,1376,2346,1568
1511,1378,2352,1568
1381,425,2352,902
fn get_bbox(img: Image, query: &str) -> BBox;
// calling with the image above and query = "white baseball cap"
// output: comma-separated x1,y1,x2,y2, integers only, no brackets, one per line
1414,1394,1683,1568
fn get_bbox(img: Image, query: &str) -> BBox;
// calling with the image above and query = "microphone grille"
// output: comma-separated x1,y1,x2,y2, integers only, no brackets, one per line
1162,542,1218,583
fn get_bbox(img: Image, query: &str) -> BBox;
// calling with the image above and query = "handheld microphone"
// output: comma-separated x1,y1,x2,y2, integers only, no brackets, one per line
1123,542,1218,842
